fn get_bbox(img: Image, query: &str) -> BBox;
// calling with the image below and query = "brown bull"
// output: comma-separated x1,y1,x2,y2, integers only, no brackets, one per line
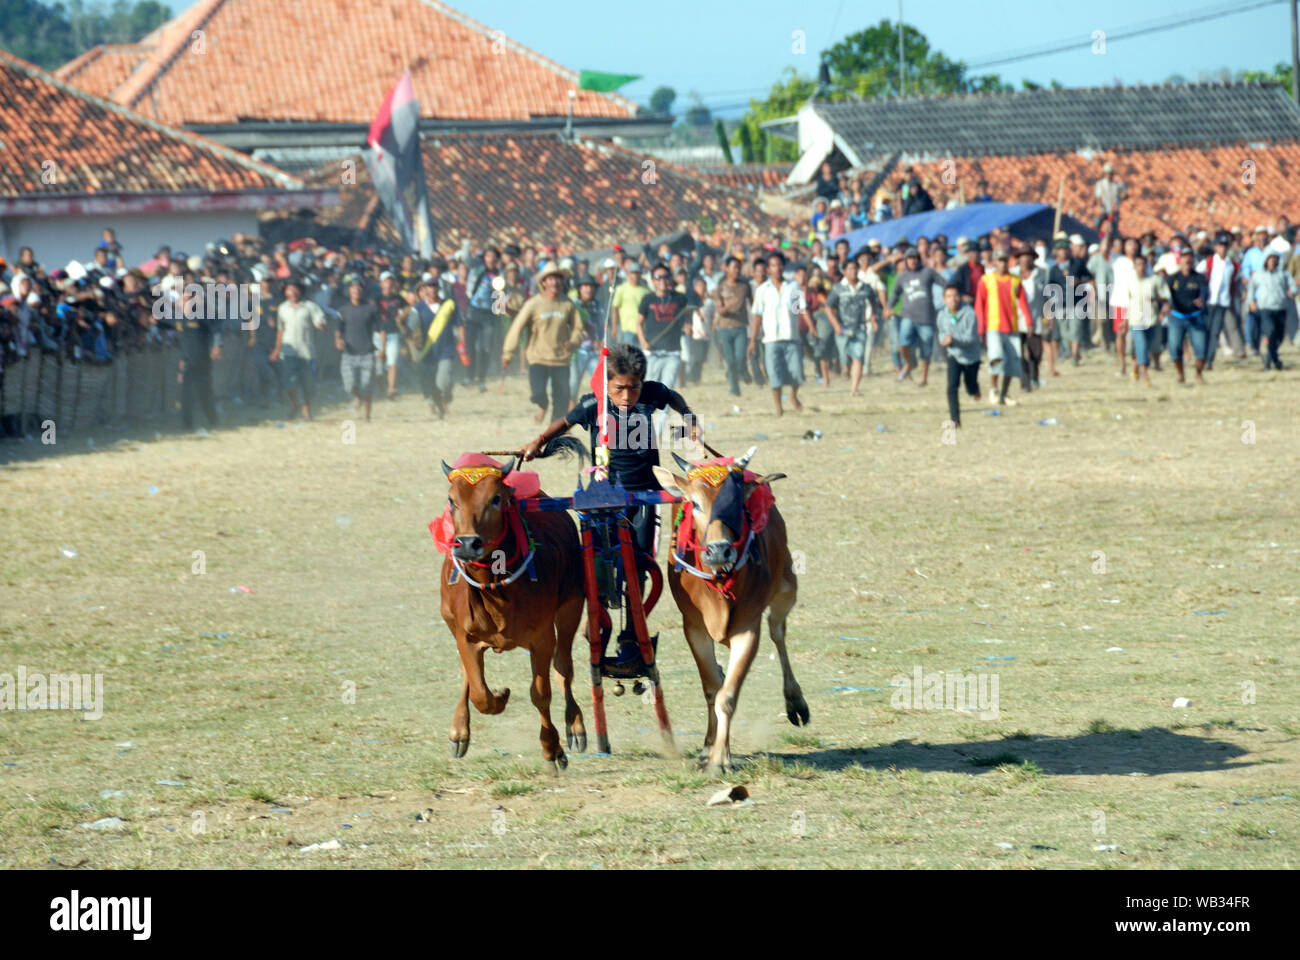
652,447,809,779
439,454,586,772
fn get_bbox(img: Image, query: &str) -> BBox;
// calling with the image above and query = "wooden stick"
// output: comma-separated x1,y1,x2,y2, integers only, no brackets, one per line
1053,175,1066,236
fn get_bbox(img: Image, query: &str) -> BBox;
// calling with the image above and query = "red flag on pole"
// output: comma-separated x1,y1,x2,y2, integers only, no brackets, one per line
591,346,610,446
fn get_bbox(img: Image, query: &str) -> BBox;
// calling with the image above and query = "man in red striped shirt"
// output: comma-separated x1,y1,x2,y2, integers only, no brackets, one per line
975,251,1032,406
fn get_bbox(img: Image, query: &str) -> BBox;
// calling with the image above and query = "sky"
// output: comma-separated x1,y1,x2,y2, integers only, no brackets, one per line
167,0,1296,116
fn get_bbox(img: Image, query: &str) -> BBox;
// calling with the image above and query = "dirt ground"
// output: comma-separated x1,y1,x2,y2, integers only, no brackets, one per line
2,342,1297,869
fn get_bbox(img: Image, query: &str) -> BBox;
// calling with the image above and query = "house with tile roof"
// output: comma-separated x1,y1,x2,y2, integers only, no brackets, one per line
294,132,790,255
771,83,1300,238
0,49,334,269
56,0,668,169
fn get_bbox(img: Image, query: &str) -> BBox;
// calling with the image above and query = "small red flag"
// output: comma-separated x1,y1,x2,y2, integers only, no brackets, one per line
591,346,610,446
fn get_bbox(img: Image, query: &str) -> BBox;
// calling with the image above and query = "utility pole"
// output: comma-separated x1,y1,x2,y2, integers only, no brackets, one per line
898,0,905,97
1292,0,1299,104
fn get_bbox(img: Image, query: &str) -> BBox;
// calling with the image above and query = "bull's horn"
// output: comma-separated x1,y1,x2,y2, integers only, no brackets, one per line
671,452,693,473
736,445,757,470
499,457,515,479
441,460,454,478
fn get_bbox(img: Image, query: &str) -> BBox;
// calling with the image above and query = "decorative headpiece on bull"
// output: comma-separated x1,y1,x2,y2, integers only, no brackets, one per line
654,446,785,575
441,456,516,562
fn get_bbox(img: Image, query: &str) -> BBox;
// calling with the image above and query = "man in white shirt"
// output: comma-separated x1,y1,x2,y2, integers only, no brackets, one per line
1094,162,1125,233
1127,253,1167,385
749,251,808,417
1198,233,1242,368
1109,238,1140,377
272,277,328,420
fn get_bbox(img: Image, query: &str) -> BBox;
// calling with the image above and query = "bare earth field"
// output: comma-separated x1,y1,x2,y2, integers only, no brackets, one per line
2,345,1297,869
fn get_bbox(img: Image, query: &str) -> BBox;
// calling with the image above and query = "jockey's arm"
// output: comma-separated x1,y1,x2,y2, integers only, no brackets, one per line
660,385,701,441
521,415,574,461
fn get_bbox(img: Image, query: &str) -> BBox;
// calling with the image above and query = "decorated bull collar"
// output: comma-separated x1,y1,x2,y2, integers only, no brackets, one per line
448,465,502,485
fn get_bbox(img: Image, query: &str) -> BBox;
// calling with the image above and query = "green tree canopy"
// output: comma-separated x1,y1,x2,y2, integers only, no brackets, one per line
824,19,1009,98
733,20,1018,162
0,0,169,70
648,85,677,115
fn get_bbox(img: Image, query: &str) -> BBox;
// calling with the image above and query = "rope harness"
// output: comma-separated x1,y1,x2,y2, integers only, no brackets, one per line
442,465,538,592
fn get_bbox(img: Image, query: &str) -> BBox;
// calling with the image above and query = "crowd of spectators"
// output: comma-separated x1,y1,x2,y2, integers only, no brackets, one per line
3,203,1297,437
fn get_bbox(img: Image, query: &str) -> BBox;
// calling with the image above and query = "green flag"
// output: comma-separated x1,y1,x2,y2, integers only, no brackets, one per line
579,70,641,92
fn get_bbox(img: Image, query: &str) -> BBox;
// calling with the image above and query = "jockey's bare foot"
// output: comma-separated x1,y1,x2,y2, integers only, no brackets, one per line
533,405,546,424
791,396,803,412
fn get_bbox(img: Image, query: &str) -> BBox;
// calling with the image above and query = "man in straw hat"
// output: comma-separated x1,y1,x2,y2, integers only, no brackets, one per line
502,261,585,424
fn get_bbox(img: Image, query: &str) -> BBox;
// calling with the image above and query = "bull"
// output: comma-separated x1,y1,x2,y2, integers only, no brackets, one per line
652,447,809,778
438,447,587,772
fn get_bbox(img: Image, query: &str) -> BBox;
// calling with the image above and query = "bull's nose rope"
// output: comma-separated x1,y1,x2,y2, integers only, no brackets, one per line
671,528,755,587
450,547,538,590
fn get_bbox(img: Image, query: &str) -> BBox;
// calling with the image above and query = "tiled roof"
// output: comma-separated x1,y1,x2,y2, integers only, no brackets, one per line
818,83,1300,159
695,164,794,192
303,133,787,254
56,0,637,126
898,143,1300,238
55,44,151,95
0,49,302,196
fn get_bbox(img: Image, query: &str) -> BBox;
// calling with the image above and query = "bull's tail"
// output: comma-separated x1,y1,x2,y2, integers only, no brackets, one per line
534,435,589,466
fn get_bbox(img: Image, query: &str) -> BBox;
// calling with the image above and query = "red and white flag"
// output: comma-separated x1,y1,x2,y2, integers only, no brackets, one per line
590,346,610,446
366,70,436,257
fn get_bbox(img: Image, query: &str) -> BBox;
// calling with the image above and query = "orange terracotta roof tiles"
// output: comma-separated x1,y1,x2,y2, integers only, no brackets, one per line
695,164,794,192
305,133,786,254
0,49,301,196
55,43,152,96
901,144,1300,238
61,0,637,127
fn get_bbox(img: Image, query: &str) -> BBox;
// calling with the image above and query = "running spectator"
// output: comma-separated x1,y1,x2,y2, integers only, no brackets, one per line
502,263,584,424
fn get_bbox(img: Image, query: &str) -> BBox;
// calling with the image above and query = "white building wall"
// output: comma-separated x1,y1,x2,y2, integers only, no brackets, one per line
1,210,259,271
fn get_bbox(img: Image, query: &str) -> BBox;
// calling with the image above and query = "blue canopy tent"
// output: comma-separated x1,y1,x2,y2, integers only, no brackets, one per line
836,202,1098,255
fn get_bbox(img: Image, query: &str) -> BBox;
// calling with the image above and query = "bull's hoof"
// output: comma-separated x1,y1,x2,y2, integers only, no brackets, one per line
492,687,511,712
705,761,726,781
449,738,469,759
786,697,811,727
547,752,568,774
595,734,611,755
567,731,587,753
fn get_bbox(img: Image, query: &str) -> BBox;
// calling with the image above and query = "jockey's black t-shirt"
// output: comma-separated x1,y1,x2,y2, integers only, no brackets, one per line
563,380,687,490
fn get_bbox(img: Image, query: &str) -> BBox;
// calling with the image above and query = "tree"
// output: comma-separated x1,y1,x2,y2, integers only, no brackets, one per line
824,19,1007,98
648,85,677,115
0,0,78,68
731,67,817,164
734,22,1014,163
0,0,169,69
714,119,734,165
683,92,711,127
1241,61,1294,90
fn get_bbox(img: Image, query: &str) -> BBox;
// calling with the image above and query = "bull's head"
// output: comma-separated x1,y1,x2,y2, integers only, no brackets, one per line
652,447,784,575
441,457,515,561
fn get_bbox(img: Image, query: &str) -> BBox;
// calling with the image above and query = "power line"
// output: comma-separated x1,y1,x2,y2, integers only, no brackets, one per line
968,0,1285,70
690,0,1286,112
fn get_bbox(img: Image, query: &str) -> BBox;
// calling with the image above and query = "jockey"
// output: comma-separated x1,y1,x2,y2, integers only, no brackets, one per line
520,342,702,673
